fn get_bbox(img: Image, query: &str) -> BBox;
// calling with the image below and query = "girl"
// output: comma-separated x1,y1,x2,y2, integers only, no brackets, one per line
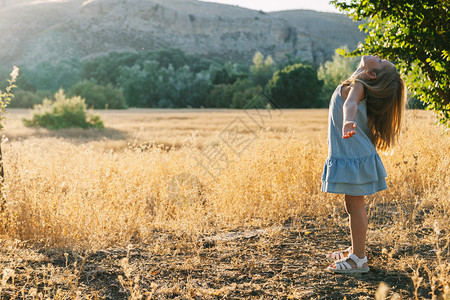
321,55,406,273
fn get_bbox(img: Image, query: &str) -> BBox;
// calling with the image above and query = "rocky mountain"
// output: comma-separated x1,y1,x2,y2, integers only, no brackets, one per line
0,0,365,68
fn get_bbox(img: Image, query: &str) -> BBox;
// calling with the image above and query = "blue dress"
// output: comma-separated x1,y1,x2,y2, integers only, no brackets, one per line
321,85,388,196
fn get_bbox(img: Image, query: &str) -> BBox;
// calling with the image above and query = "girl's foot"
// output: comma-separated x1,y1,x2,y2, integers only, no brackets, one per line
327,253,369,274
326,246,352,261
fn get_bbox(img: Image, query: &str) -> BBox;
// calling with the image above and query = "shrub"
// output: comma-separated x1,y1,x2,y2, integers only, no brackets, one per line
22,89,104,130
68,80,127,109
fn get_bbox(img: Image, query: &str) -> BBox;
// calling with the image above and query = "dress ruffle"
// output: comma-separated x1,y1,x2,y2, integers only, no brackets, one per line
321,153,388,196
321,153,387,185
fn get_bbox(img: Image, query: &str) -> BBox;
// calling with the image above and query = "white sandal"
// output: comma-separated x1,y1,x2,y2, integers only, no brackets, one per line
326,246,352,261
327,253,370,274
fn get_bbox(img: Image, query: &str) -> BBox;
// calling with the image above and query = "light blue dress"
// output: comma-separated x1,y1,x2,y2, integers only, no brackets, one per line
321,85,388,196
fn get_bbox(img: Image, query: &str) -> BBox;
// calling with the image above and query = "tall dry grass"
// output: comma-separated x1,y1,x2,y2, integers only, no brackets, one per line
0,108,448,297
1,108,331,248
0,109,448,247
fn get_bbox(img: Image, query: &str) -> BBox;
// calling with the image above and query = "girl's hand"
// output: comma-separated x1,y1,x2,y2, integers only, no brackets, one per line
342,121,357,139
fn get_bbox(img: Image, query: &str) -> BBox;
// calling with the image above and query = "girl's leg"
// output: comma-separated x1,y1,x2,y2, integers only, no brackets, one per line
328,194,369,271
344,194,368,259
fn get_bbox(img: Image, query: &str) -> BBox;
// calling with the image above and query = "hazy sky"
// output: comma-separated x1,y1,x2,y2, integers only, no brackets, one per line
199,0,342,13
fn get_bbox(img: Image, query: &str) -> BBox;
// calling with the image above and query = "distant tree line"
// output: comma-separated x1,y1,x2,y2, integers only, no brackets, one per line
0,47,417,110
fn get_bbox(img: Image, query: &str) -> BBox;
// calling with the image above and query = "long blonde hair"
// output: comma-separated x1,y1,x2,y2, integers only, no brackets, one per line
343,65,406,151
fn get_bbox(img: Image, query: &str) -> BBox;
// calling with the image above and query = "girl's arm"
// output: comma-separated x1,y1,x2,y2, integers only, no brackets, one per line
342,81,365,139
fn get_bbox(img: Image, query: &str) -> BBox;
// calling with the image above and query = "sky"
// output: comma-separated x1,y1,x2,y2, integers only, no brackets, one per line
199,0,342,13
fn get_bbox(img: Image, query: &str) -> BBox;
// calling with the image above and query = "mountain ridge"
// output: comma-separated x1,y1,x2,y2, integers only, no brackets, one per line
0,0,365,67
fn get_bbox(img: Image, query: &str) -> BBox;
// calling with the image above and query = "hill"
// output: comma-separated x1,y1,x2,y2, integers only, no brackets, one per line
0,0,365,67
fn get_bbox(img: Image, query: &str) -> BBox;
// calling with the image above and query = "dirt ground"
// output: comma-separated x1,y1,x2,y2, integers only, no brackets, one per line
0,109,447,299
0,216,442,299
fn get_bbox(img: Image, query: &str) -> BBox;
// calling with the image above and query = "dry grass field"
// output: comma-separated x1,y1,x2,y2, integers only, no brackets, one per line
0,108,448,299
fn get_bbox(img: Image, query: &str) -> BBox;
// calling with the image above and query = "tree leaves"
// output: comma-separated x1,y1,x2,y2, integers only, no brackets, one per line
333,0,450,125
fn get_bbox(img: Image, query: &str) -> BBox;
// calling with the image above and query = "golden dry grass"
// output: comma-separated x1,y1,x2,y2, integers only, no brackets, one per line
0,108,448,299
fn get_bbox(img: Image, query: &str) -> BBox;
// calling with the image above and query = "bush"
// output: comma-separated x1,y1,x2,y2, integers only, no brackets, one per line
68,80,127,109
22,89,104,130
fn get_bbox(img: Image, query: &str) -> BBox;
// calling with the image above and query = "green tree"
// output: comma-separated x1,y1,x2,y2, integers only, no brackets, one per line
68,80,127,109
205,79,263,108
82,52,139,86
250,51,276,87
118,61,211,108
22,59,82,92
332,0,450,125
230,79,263,109
82,49,216,87
266,63,323,108
7,90,52,108
318,47,360,103
210,61,248,85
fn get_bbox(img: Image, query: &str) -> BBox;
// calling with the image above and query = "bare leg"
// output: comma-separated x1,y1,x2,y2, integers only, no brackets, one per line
330,194,369,269
344,194,368,259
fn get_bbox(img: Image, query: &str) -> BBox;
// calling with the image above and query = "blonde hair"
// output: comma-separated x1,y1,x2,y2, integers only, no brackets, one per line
343,65,406,151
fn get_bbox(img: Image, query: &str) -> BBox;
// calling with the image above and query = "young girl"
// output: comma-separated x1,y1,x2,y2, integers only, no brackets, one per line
321,55,406,273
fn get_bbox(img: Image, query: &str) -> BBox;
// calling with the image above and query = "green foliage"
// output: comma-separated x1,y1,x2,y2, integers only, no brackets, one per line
82,48,215,86
0,66,19,130
21,59,82,92
154,48,214,73
118,61,211,108
205,83,235,108
407,96,426,109
0,66,10,92
266,63,323,108
3,48,338,110
81,52,140,86
23,89,104,130
250,51,276,87
68,80,126,109
230,79,263,109
7,90,52,108
318,47,360,103
205,79,263,108
210,61,248,85
332,0,450,125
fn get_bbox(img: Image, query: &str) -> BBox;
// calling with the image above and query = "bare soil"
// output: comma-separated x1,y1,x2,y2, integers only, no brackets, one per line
0,216,442,299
